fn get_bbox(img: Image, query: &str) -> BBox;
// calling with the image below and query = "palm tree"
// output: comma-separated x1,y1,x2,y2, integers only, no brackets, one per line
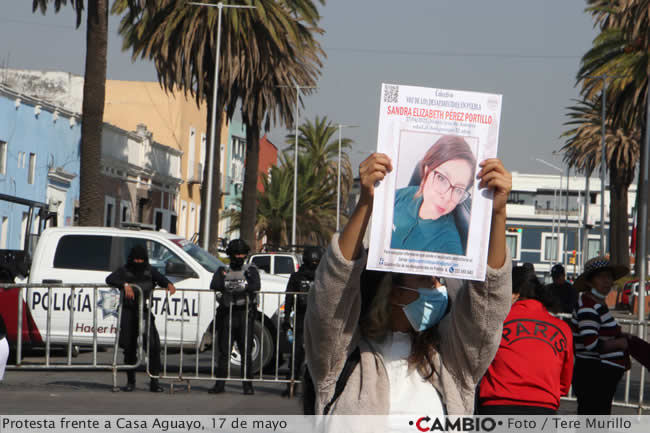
113,0,325,253
255,162,294,247
32,0,112,226
223,116,355,247
237,1,324,250
578,0,648,129
575,0,648,269
286,115,354,215
561,97,640,267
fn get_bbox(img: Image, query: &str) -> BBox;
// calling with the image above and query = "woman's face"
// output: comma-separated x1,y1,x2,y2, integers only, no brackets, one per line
588,269,614,296
420,159,473,220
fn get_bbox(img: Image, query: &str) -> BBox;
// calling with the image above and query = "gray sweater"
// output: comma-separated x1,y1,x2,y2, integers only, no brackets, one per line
304,234,512,415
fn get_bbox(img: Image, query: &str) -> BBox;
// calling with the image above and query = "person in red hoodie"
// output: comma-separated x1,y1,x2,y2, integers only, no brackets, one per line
478,266,573,414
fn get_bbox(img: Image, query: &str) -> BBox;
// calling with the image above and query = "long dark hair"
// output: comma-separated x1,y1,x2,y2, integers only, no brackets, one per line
516,269,560,313
359,270,446,382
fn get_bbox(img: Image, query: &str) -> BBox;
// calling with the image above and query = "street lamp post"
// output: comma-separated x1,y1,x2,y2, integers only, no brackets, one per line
336,124,359,232
586,73,626,257
552,150,571,262
277,84,316,249
536,158,564,266
189,1,256,251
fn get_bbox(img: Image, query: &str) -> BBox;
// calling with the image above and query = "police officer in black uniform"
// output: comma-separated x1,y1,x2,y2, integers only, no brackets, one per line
208,239,260,395
106,245,176,392
281,246,323,397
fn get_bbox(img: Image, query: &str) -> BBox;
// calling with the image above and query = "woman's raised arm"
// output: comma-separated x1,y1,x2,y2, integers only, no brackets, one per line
338,153,392,260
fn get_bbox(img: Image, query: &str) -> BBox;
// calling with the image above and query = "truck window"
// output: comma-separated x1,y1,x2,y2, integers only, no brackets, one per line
251,256,270,274
123,238,184,276
53,235,112,271
275,256,295,274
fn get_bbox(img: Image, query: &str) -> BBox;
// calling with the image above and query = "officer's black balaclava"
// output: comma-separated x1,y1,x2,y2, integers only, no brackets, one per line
230,255,245,270
127,245,149,274
303,247,323,271
226,239,249,270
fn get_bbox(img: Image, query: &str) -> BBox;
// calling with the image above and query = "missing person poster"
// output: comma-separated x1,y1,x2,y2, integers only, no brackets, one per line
367,83,502,281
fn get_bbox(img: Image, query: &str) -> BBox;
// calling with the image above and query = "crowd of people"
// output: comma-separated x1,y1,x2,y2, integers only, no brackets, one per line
301,152,649,416
1,150,649,418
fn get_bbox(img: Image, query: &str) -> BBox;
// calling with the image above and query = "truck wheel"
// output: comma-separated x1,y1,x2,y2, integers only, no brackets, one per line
229,320,274,374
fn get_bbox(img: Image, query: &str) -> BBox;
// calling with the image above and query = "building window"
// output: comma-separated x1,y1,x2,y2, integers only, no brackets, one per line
104,196,116,227
188,127,196,179
0,216,8,249
121,201,131,225
542,233,564,262
0,141,6,175
587,236,603,259
28,153,36,184
154,210,163,231
505,233,521,261
20,212,28,250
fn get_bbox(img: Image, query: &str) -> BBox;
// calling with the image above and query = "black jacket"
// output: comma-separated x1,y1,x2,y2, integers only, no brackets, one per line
106,265,171,306
283,265,316,326
547,281,578,314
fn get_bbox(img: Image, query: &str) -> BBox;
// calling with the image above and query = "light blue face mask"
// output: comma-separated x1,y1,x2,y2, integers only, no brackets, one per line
397,285,449,332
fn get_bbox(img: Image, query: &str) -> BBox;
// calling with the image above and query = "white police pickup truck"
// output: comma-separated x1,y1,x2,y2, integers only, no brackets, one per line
23,227,290,371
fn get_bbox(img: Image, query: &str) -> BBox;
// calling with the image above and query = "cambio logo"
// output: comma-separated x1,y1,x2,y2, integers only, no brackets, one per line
409,416,498,432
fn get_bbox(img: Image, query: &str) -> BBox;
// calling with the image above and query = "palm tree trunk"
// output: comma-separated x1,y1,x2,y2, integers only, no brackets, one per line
240,123,260,250
198,101,222,254
609,165,631,267
635,127,649,276
78,0,108,226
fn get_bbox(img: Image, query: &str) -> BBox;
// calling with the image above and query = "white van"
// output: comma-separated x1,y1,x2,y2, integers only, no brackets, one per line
24,227,290,370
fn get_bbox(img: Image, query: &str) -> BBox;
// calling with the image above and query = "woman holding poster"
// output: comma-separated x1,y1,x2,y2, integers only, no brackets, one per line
390,135,476,255
304,152,512,416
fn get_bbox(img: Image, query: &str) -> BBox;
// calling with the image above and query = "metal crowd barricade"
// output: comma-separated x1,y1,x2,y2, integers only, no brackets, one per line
152,288,307,393
557,313,650,413
2,282,144,391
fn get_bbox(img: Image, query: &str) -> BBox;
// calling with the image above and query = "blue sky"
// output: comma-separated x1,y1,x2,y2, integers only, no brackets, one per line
0,0,598,175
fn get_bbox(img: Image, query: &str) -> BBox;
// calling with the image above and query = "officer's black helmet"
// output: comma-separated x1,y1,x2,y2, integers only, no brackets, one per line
226,239,250,256
302,246,323,268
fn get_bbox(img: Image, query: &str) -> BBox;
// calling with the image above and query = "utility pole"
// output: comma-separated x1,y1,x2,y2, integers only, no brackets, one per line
336,124,359,232
586,73,626,257
190,2,256,251
277,84,316,249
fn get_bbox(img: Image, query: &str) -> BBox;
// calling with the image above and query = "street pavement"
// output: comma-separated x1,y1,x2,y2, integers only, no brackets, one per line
0,348,303,415
2,363,648,415
0,368,303,415
2,317,650,416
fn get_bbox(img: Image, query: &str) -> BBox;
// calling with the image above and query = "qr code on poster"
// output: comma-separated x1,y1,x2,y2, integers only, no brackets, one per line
383,85,399,103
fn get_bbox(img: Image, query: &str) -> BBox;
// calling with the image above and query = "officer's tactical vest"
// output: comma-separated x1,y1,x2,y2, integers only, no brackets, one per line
223,265,250,307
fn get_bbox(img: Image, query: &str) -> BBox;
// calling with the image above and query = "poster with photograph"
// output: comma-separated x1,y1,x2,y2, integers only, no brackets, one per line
367,83,502,281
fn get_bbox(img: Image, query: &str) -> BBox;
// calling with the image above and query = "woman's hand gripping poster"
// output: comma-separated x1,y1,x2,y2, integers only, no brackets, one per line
368,83,503,281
